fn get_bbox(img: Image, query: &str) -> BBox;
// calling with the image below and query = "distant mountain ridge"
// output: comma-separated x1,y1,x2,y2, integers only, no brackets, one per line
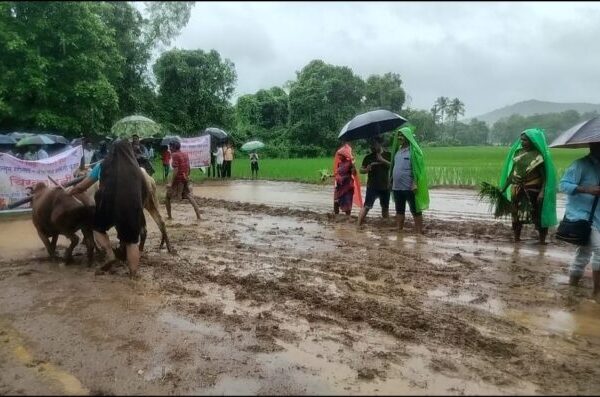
469,99,600,125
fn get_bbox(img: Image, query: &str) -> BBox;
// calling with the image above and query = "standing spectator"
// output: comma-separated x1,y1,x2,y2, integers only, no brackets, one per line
250,151,259,179
357,137,391,226
389,126,429,234
131,134,149,160
560,142,600,297
24,145,48,160
161,145,171,181
223,142,234,178
165,140,202,220
208,146,217,178
91,140,109,164
215,144,224,178
83,139,95,166
131,134,154,176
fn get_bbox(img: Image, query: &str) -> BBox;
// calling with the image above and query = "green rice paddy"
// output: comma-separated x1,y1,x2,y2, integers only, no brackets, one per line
153,146,588,188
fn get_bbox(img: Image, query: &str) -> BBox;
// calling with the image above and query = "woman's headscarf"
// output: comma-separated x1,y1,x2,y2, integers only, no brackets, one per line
498,128,557,227
99,139,146,218
389,125,430,212
333,142,363,208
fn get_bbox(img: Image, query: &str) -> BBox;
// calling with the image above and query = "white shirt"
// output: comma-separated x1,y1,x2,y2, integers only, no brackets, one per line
83,149,94,165
37,149,49,159
215,147,224,165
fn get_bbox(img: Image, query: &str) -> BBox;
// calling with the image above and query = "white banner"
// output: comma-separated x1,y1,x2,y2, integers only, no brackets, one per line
0,146,83,209
180,135,211,168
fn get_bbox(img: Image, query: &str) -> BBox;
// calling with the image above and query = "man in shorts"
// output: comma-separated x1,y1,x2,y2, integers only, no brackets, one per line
165,140,201,220
357,137,391,227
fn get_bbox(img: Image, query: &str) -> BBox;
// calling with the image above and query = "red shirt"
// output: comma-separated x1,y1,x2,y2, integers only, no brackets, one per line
171,150,190,182
162,150,171,165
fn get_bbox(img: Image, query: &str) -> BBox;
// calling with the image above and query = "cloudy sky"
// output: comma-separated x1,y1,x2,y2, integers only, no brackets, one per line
168,1,600,118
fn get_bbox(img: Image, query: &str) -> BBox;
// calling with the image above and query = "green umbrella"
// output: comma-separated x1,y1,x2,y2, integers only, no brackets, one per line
16,135,56,147
241,140,265,152
110,115,162,139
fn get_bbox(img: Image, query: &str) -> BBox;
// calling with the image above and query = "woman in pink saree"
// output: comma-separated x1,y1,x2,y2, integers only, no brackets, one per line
333,143,363,216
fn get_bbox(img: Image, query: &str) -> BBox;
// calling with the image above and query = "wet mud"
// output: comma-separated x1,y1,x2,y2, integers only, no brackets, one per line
0,182,598,395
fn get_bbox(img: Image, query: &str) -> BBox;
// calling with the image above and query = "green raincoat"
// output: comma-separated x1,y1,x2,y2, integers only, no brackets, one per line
389,125,430,212
498,128,558,228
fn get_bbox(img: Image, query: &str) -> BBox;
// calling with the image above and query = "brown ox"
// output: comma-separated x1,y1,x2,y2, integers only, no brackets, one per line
30,182,95,265
73,167,173,253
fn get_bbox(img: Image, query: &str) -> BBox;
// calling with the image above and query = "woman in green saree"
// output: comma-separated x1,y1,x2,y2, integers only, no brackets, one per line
499,128,558,244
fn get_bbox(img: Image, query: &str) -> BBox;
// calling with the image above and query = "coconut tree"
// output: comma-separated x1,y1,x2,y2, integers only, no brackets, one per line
435,96,450,124
448,98,466,139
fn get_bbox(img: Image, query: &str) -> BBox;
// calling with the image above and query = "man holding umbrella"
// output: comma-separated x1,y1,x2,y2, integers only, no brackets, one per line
560,142,600,296
357,136,391,226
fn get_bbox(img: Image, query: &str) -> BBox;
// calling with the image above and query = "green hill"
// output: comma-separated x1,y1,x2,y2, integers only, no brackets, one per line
470,99,600,125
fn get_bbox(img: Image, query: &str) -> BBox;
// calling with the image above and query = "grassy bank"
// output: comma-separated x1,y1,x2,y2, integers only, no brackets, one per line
152,146,588,187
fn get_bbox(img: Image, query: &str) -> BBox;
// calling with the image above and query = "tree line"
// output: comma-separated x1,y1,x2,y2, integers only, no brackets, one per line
1,2,595,157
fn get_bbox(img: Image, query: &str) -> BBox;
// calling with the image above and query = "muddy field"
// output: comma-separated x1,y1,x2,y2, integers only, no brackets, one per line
0,183,599,395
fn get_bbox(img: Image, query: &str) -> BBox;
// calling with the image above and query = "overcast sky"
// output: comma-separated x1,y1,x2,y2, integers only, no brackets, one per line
168,1,600,118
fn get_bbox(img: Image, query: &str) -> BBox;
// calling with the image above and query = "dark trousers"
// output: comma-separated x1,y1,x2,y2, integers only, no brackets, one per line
222,161,232,178
208,163,217,178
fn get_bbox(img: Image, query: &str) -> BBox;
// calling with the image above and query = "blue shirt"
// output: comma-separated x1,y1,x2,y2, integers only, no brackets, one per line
89,162,102,182
392,147,413,191
559,154,600,231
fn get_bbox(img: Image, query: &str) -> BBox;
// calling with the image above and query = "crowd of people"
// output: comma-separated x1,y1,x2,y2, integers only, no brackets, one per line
332,126,599,297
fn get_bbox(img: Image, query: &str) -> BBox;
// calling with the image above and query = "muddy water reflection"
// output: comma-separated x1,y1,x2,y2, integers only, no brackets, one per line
0,218,49,260
194,180,567,221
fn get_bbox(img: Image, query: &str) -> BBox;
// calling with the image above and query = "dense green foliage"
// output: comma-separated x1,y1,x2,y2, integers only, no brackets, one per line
153,49,237,134
0,1,194,137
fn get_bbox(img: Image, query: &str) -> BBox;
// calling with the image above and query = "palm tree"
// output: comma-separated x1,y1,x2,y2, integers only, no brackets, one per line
449,98,465,123
435,96,449,124
448,98,466,140
430,104,441,124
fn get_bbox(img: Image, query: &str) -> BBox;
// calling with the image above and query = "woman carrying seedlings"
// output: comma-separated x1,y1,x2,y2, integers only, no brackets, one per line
499,128,557,244
389,125,429,234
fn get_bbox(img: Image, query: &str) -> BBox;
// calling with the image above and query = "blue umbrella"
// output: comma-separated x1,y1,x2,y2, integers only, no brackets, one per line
0,135,17,145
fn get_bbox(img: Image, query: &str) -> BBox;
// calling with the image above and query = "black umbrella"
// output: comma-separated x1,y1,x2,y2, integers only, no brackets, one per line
338,109,407,141
549,116,600,148
161,135,181,146
202,127,228,142
0,135,17,145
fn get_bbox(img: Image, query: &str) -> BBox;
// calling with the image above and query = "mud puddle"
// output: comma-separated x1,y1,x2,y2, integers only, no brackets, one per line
193,180,567,222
